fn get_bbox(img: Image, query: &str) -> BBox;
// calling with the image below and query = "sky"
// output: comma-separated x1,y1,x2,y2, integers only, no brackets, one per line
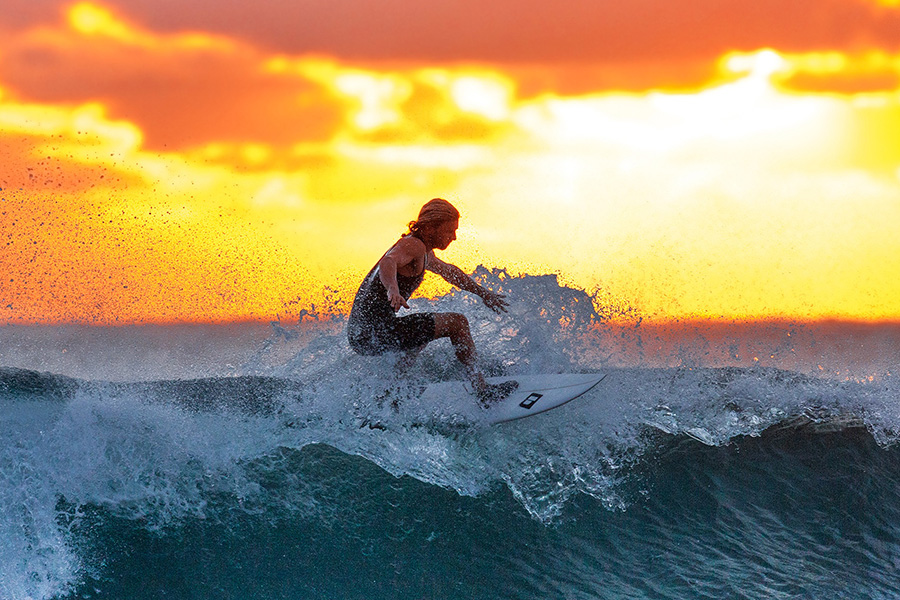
1,0,900,324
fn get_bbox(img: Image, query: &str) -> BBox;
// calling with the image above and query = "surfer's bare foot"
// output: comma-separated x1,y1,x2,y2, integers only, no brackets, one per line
478,380,519,408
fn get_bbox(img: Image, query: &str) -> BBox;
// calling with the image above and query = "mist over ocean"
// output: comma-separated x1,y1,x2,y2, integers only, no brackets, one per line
2,271,899,600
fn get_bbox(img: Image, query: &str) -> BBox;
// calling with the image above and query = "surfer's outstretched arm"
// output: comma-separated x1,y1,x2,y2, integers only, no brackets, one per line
426,253,509,314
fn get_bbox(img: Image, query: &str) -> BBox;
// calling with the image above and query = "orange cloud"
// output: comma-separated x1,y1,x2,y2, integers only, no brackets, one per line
6,0,900,88
54,0,900,61
0,3,343,151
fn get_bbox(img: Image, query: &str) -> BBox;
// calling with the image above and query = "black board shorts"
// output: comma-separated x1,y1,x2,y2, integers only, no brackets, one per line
348,312,436,356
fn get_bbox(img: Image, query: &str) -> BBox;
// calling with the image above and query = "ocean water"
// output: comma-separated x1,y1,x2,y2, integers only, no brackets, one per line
2,271,899,599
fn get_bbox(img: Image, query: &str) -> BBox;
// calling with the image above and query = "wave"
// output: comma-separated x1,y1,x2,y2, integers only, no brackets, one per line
3,363,898,598
1,270,899,598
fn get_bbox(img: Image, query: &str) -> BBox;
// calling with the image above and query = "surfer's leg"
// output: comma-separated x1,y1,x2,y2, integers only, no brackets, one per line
434,313,518,405
433,313,475,363
433,312,487,390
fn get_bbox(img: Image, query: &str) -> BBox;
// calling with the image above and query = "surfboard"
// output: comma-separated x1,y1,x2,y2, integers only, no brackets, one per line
419,373,606,425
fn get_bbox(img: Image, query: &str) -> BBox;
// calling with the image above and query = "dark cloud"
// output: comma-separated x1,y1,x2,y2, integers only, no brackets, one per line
0,0,62,31
506,59,727,96
5,0,896,62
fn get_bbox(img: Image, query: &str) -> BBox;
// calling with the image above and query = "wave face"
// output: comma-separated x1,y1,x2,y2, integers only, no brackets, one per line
2,271,900,599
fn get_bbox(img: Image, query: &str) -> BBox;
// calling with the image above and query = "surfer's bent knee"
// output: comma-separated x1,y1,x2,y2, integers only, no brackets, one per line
434,312,470,339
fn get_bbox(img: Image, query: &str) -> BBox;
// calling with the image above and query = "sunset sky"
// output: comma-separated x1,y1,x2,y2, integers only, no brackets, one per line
1,0,900,324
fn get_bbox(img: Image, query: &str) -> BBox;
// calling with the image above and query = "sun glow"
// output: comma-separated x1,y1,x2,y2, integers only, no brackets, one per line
450,75,513,120
68,2,131,38
2,7,900,323
333,72,412,130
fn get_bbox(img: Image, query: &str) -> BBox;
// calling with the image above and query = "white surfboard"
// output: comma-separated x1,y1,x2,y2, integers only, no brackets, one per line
420,373,606,425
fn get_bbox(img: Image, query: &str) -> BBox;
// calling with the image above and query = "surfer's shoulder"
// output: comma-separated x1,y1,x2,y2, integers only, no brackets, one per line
396,234,426,254
381,235,426,268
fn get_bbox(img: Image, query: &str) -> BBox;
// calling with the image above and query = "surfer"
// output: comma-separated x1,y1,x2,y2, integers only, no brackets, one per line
348,198,518,406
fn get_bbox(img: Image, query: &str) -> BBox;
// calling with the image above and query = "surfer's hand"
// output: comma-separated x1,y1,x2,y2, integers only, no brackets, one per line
482,290,509,314
387,287,409,311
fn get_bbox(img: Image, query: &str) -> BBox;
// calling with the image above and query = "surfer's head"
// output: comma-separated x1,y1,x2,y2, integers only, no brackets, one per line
406,198,460,250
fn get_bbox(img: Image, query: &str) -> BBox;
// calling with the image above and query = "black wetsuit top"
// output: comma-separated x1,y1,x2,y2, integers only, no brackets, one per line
347,241,435,355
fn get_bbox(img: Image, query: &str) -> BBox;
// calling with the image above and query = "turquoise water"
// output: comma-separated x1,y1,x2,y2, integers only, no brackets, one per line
2,273,899,599
62,428,900,600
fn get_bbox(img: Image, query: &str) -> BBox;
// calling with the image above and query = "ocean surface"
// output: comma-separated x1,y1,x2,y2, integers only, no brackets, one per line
2,271,900,600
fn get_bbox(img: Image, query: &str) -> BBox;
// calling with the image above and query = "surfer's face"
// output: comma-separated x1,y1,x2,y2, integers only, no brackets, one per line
431,219,458,250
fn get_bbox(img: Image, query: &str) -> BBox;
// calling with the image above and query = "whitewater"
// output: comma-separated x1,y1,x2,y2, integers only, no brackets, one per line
2,270,899,599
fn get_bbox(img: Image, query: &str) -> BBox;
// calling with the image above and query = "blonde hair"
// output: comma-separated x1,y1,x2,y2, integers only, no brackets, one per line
406,198,459,236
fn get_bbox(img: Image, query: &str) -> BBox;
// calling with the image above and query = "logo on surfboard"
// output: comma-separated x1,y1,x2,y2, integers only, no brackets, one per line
519,393,543,409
